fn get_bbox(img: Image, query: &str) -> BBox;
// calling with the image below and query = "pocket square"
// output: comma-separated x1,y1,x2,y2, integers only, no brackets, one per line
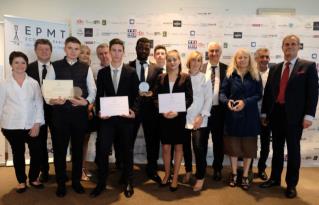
297,70,305,75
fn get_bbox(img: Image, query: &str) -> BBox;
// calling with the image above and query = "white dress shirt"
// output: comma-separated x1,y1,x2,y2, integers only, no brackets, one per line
110,62,123,92
0,74,44,129
204,62,221,106
186,72,213,129
45,60,97,104
37,61,53,84
92,64,107,80
135,59,149,81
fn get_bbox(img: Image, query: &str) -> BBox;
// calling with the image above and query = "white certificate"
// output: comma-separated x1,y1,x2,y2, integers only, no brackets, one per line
158,92,186,113
100,96,129,117
42,80,73,99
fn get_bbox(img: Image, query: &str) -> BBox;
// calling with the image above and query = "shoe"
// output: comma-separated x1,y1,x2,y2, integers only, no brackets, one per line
241,177,250,190
213,170,222,181
258,170,268,181
148,173,162,184
123,183,134,198
56,184,66,197
81,168,90,181
72,183,85,194
229,173,237,187
83,168,92,177
39,172,49,183
285,186,297,198
159,176,171,187
16,183,27,193
182,172,192,184
169,185,178,192
259,179,280,188
193,179,204,192
29,181,45,189
90,184,105,198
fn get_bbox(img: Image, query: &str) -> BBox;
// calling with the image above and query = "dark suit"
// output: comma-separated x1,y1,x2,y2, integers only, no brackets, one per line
95,64,139,186
129,60,163,175
26,61,53,176
200,62,227,172
262,58,318,187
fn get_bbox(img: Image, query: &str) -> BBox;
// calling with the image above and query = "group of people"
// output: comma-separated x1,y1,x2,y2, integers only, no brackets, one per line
0,34,317,200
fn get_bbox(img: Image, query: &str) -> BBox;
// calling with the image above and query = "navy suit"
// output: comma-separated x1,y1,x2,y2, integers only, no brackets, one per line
262,58,318,187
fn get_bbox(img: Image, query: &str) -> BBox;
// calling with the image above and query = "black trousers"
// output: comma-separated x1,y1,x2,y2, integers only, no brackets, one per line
2,129,42,183
257,122,271,172
133,114,160,175
270,103,303,187
183,128,208,179
51,107,88,185
206,105,225,172
38,124,50,174
96,117,134,186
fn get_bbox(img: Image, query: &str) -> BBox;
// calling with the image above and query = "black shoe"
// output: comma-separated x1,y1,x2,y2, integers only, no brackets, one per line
169,185,178,192
285,186,297,198
39,173,49,183
123,183,134,198
29,181,45,189
159,177,171,187
213,171,222,181
72,183,85,194
90,184,105,198
148,173,162,184
259,179,280,188
56,184,66,197
258,170,268,181
16,185,27,193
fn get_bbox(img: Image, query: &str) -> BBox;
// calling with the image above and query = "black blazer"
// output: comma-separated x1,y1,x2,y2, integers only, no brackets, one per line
129,60,163,117
26,61,41,84
153,72,193,117
262,58,318,124
26,61,52,122
200,62,227,95
95,64,140,115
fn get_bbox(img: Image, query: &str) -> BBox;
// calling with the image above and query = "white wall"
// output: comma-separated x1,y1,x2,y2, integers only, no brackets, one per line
1,0,319,66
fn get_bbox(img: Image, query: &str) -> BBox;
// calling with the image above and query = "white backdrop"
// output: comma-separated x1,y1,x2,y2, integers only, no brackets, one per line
72,14,319,166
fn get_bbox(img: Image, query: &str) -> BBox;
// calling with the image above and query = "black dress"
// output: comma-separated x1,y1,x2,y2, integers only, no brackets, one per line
153,73,193,145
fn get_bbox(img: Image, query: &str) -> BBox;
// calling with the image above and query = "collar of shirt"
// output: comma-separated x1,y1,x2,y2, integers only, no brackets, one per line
37,61,50,68
136,59,150,66
284,57,298,69
64,57,78,65
110,62,123,72
207,62,220,71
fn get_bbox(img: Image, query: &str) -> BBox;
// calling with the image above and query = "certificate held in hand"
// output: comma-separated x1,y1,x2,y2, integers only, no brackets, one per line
100,96,129,117
42,80,73,99
158,92,186,113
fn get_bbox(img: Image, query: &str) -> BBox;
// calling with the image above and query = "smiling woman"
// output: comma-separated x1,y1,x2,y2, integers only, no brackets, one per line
0,51,45,193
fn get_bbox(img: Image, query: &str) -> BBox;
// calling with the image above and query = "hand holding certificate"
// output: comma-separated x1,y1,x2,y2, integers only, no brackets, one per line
158,92,186,113
42,80,73,100
100,96,129,117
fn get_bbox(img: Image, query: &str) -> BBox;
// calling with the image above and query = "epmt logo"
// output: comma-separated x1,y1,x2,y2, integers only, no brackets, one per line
173,20,182,27
233,32,242,39
129,19,135,25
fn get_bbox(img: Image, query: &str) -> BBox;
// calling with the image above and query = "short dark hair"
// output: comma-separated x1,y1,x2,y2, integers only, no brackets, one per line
109,38,125,51
65,36,81,46
136,37,150,46
34,38,52,51
154,45,167,53
9,51,28,65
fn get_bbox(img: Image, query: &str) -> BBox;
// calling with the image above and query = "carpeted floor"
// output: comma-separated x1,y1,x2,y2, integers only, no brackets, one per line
0,163,318,205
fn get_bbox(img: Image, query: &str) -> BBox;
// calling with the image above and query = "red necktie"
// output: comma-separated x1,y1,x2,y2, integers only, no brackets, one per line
276,62,290,104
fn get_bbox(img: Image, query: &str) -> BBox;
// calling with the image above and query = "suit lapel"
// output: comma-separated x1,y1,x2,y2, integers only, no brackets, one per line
273,62,284,97
117,65,126,94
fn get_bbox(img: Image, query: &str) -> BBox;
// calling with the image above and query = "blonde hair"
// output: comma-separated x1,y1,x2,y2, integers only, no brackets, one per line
227,48,259,81
186,51,203,69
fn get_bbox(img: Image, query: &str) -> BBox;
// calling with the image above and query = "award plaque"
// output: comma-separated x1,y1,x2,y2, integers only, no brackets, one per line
139,82,149,92
73,87,83,99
